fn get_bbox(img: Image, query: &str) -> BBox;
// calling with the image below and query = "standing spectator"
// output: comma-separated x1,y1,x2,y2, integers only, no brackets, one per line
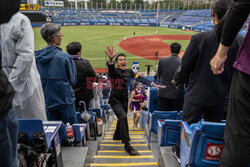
105,46,164,156
0,0,21,166
210,0,250,166
35,23,77,125
66,42,96,111
129,82,147,128
173,0,243,162
1,12,47,121
156,43,184,111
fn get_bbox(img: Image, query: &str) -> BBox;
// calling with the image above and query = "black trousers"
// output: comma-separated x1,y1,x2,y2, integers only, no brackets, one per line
219,70,250,167
111,103,130,143
159,97,183,111
182,101,223,125
176,100,223,153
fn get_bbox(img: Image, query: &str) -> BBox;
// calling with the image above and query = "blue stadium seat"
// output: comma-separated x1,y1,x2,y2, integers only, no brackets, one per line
72,124,86,145
92,108,102,118
180,121,225,167
148,87,159,113
157,119,182,149
145,76,154,82
148,111,178,143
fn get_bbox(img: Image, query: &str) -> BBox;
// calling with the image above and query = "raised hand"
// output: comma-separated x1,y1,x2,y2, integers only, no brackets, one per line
153,83,166,90
105,46,118,61
210,43,229,75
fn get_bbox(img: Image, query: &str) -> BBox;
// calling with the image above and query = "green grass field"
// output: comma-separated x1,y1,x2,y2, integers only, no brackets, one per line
33,26,196,72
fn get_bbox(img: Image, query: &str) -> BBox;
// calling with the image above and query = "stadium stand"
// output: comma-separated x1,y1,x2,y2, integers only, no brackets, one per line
29,9,247,36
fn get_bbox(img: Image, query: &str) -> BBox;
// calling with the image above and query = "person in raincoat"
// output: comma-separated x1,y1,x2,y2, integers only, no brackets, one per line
0,12,47,121
35,23,77,126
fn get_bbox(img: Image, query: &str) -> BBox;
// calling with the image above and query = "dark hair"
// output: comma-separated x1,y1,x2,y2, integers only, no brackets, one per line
115,53,126,62
170,43,181,54
213,0,232,39
66,42,82,55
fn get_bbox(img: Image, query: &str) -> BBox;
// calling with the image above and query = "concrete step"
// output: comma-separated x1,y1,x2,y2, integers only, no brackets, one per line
158,146,180,167
61,147,88,167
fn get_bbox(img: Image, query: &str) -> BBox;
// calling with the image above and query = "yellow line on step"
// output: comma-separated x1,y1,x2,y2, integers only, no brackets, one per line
90,162,158,166
98,150,152,153
102,140,145,142
107,131,144,134
100,144,148,146
93,155,154,159
104,136,144,139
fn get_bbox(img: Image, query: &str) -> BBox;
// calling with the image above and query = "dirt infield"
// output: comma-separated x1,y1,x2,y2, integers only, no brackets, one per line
119,35,191,60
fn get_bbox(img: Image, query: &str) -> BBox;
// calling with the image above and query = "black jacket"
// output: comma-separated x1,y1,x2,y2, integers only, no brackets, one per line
174,30,243,106
156,54,184,99
108,62,152,106
72,58,96,107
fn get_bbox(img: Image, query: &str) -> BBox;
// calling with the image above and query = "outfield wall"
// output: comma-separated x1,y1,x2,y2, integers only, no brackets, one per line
31,22,158,27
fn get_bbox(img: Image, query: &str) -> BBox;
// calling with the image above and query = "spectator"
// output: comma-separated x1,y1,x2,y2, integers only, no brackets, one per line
90,75,103,109
1,12,47,121
35,23,77,125
173,0,243,162
129,82,147,128
210,0,250,166
102,75,111,105
66,42,96,111
0,0,21,166
156,43,184,111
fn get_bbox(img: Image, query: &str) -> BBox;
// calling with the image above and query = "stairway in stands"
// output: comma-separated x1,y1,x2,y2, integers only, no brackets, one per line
90,118,158,167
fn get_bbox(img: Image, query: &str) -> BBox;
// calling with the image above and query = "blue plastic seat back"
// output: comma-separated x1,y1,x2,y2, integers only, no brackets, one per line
177,111,183,120
181,121,226,167
76,112,85,123
148,87,159,113
18,119,45,146
151,111,178,133
193,122,226,167
146,76,154,82
162,120,182,146
72,124,86,142
88,110,96,123
92,108,102,118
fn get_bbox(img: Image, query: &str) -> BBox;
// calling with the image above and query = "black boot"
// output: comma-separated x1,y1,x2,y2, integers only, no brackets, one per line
124,143,141,156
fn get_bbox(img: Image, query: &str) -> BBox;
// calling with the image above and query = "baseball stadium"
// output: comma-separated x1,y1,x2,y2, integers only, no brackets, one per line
0,0,249,167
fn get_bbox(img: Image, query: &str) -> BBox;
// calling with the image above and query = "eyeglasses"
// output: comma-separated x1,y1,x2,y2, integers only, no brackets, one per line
55,35,64,38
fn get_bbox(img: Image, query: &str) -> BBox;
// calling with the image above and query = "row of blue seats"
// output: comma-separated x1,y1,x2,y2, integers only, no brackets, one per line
139,87,226,167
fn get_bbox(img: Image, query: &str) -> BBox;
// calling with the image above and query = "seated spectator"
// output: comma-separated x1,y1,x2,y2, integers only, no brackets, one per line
0,12,47,121
156,43,184,111
172,0,243,162
90,75,103,109
35,23,77,126
66,42,96,111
